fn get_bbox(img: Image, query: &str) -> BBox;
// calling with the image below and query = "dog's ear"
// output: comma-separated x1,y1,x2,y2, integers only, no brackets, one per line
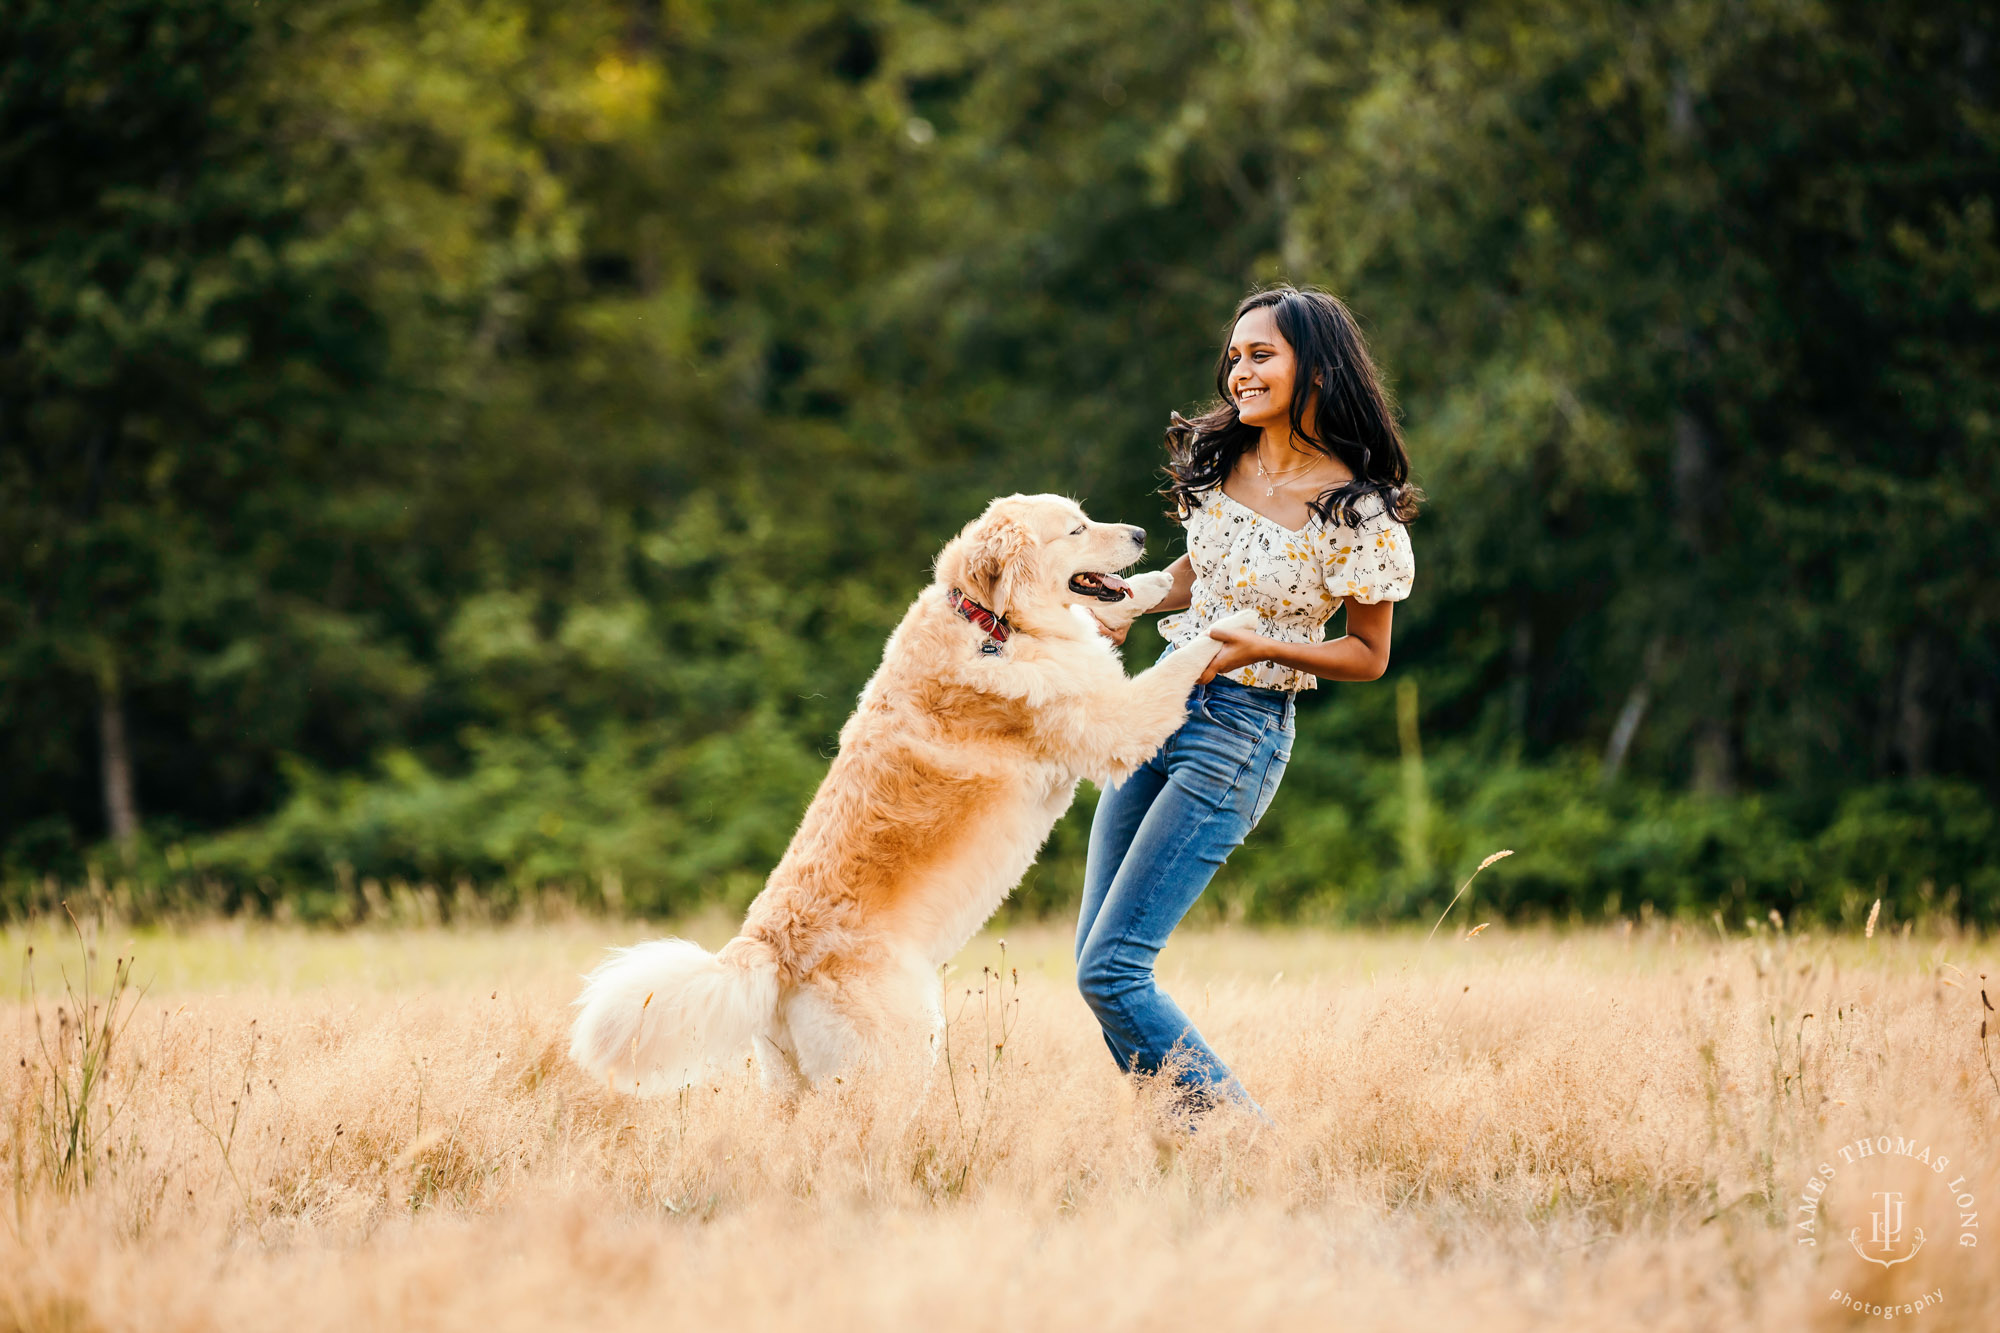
938,507,1038,619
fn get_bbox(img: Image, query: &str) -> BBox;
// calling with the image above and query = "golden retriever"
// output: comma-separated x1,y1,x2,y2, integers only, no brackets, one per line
568,493,1255,1095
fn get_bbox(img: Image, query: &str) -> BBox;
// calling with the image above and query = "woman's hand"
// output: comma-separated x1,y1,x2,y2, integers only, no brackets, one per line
1093,615,1131,646
1199,623,1273,684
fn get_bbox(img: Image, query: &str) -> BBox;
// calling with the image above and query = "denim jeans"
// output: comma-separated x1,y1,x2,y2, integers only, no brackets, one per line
1074,663,1296,1109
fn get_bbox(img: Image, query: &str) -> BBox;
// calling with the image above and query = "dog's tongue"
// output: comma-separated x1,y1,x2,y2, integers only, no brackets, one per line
1099,573,1133,599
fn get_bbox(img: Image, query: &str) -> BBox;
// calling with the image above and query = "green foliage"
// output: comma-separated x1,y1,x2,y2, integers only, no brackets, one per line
2,0,1995,922
1224,739,1996,928
192,711,825,919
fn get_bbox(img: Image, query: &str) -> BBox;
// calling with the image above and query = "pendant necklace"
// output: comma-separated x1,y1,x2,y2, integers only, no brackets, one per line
1255,449,1318,496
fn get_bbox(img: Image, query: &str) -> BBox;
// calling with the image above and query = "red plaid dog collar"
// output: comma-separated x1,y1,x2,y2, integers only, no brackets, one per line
948,587,1011,651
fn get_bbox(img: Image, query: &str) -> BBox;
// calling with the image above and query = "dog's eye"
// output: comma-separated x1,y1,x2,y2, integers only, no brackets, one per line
1071,525,1086,535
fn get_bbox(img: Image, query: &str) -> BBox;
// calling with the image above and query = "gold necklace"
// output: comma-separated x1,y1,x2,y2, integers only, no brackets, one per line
1254,449,1319,496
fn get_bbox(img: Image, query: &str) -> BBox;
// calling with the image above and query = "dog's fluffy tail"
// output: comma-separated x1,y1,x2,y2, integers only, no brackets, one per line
569,936,779,1096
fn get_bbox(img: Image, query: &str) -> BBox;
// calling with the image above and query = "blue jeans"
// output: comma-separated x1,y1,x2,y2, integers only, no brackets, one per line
1074,665,1296,1110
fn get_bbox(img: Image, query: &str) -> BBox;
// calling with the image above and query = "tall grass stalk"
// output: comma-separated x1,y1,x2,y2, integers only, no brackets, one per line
1425,850,1515,944
22,905,141,1195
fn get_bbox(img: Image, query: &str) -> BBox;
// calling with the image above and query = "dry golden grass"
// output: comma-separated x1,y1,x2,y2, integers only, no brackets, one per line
3,913,1996,1332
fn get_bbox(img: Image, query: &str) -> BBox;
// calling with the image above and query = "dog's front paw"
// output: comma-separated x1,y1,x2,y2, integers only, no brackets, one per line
1206,608,1261,637
1087,569,1176,635
1123,570,1175,615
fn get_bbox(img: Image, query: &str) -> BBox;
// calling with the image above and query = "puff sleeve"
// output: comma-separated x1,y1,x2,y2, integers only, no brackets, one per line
1332,501,1415,605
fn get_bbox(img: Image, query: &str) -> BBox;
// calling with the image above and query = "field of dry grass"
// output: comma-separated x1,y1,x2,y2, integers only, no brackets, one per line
3,911,1996,1332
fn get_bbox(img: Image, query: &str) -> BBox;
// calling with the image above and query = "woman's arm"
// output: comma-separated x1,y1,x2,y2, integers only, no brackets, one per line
1199,598,1393,684
1150,553,1194,615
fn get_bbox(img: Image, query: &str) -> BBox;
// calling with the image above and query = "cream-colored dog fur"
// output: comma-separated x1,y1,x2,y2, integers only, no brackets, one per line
570,494,1253,1096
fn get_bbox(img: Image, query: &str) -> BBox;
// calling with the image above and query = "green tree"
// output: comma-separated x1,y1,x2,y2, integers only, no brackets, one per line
2,0,1994,924
1,0,422,866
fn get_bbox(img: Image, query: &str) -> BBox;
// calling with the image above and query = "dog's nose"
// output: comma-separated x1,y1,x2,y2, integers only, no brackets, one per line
1126,525,1146,545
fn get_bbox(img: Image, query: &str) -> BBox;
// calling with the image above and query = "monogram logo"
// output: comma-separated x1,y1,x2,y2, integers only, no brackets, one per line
1851,1189,1925,1267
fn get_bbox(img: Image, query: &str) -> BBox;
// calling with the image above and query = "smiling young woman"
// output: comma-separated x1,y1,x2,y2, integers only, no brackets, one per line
1075,286,1421,1118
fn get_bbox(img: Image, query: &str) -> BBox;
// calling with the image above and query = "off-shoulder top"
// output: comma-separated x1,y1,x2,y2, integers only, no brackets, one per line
1158,487,1416,692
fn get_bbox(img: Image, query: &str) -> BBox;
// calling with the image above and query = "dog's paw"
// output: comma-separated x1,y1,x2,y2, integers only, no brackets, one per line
1123,570,1175,615
1084,569,1175,635
1206,608,1261,637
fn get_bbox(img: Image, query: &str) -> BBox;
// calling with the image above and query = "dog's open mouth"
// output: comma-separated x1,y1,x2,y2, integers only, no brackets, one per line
1067,571,1134,603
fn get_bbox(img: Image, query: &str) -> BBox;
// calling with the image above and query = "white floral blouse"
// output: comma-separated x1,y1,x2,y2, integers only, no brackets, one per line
1159,487,1416,692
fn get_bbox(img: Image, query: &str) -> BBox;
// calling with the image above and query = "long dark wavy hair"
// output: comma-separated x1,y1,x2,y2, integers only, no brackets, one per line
1164,286,1422,527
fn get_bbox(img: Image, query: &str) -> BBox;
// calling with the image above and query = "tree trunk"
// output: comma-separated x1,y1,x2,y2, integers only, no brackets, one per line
1673,407,1738,795
1691,659,1739,797
1602,638,1663,784
98,667,139,852
1396,678,1432,881
1690,720,1735,797
1672,409,1712,547
1508,615,1533,743
1896,635,1933,778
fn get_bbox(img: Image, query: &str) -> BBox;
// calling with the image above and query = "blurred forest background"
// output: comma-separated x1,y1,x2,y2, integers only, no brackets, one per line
3,0,1996,925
